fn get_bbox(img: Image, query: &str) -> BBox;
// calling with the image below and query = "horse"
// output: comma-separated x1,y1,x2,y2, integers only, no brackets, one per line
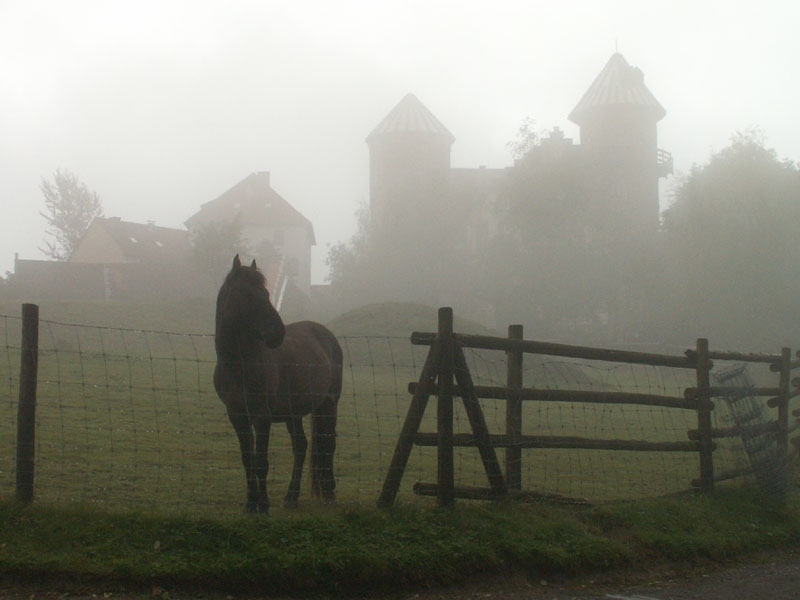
213,255,342,513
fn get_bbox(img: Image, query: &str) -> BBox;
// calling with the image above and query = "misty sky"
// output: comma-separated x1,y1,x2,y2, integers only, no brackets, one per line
2,1,798,284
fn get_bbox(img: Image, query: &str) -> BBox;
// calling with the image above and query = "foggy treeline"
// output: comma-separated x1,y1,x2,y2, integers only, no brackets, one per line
326,131,800,351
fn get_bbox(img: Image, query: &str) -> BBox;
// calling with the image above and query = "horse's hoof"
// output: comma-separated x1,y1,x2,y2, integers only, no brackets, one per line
283,497,298,509
322,494,336,506
258,501,269,514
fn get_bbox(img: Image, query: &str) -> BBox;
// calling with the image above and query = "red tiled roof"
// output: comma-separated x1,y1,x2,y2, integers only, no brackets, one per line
82,217,193,263
185,172,315,244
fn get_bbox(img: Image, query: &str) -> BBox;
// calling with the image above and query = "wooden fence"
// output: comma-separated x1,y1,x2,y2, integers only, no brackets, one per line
378,307,800,507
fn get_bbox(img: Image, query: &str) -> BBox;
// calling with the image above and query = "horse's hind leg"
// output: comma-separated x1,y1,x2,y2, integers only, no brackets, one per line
311,396,337,504
284,417,307,509
253,417,272,514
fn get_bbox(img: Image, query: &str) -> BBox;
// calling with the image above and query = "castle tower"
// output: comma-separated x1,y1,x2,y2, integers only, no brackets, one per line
568,53,671,236
366,94,455,230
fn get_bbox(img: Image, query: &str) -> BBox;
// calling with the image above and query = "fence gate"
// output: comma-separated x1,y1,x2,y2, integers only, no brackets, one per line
378,307,799,507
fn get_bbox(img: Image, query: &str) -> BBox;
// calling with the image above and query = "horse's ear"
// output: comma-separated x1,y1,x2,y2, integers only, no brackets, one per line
250,259,257,269
232,255,241,270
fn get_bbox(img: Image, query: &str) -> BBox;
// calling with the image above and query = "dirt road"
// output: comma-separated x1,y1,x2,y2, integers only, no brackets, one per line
409,553,800,599
2,555,799,600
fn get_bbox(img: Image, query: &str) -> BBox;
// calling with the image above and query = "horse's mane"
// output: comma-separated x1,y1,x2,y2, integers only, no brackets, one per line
222,263,266,289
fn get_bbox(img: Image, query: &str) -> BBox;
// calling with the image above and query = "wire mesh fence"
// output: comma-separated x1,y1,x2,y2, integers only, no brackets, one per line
0,312,794,514
712,364,789,496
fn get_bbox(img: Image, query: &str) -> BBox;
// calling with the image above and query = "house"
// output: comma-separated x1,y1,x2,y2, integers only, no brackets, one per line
12,218,201,301
69,217,193,265
185,172,315,298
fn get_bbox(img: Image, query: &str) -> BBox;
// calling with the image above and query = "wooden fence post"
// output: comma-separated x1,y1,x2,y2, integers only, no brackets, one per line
437,307,455,507
695,338,714,492
506,324,523,490
16,303,39,504
778,347,792,456
377,340,440,508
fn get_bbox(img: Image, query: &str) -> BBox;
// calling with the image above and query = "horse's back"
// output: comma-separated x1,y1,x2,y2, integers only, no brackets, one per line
271,321,342,417
284,321,341,360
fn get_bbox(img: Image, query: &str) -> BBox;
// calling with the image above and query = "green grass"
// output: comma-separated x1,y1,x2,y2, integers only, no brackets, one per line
1,488,799,594
0,300,793,513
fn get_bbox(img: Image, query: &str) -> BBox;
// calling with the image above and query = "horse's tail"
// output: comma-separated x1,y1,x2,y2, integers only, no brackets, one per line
311,334,342,501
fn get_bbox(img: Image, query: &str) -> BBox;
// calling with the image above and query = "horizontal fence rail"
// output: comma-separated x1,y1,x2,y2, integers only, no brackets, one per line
2,305,799,514
411,331,698,369
409,382,701,410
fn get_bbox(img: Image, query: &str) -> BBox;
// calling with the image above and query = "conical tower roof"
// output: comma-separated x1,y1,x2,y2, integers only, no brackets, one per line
568,53,665,125
367,93,455,143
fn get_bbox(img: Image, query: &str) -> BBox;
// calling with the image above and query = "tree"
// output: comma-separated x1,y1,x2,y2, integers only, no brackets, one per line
40,169,103,260
325,202,370,289
326,181,478,313
662,130,800,347
489,130,618,338
506,116,543,160
190,217,249,279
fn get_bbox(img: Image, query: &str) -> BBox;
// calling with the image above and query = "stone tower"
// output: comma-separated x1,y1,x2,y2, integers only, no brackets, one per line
366,93,455,230
568,53,672,236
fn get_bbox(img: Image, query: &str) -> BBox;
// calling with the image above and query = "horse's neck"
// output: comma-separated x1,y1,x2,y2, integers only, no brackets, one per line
215,328,264,364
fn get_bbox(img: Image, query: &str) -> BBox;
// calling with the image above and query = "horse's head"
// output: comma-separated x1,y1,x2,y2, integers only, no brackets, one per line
216,254,286,349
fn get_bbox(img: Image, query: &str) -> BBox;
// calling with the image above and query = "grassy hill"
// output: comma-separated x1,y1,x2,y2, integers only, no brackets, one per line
326,301,495,338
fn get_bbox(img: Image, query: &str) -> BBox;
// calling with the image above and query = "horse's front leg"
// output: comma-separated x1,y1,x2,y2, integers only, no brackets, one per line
253,417,272,514
284,417,308,509
227,409,258,513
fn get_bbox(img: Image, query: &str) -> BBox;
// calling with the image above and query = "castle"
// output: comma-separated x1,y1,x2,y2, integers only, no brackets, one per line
359,53,672,328
366,52,671,245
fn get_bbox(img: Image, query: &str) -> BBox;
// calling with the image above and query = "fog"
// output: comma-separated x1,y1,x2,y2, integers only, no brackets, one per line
2,1,798,286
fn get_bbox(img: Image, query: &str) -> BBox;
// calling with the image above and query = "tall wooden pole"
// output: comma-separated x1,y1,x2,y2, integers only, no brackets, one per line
16,303,39,504
505,324,523,490
695,338,714,492
436,307,455,507
778,347,792,456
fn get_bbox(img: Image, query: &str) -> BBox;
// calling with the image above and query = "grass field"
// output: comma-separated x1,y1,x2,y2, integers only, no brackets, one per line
0,299,792,514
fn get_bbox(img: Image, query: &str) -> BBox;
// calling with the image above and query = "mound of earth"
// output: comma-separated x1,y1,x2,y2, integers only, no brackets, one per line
326,302,495,338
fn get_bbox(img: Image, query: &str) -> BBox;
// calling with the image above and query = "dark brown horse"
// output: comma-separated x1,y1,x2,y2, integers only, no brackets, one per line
214,255,342,513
